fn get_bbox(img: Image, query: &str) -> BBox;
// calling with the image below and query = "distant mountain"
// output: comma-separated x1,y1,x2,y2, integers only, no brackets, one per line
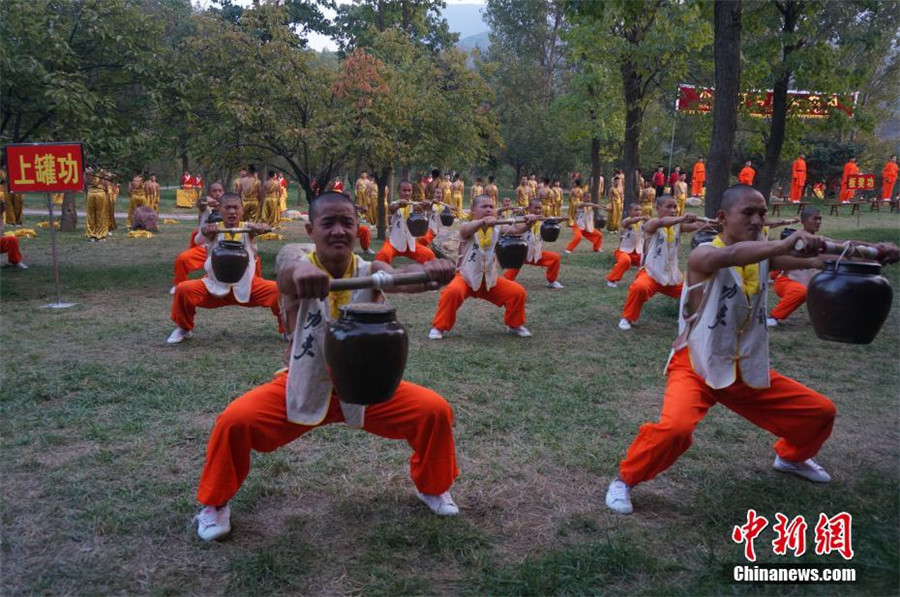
442,4,489,39
457,30,490,52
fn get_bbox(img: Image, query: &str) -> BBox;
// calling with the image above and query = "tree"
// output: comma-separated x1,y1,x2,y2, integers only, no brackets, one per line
333,0,458,56
706,0,743,215
0,0,166,169
743,0,900,199
568,0,711,202
182,4,355,200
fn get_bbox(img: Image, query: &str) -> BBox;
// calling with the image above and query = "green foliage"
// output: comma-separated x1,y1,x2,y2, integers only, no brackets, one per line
334,0,458,56
0,0,168,169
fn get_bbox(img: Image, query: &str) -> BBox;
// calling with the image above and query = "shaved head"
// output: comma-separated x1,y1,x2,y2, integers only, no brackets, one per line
800,206,821,223
309,191,355,223
655,194,675,207
720,184,764,213
472,194,493,209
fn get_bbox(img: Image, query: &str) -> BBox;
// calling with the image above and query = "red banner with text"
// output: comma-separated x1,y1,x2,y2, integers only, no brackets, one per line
5,143,84,193
676,85,857,119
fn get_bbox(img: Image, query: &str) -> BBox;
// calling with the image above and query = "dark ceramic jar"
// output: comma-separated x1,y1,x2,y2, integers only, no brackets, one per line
593,211,607,230
325,304,408,404
440,205,454,226
496,235,528,269
211,240,249,283
806,260,893,344
780,227,796,240
540,219,561,242
406,212,428,237
690,228,718,250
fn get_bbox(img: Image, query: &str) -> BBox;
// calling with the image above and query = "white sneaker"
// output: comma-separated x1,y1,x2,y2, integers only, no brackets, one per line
564,249,572,254
365,248,376,255
195,505,231,541
618,318,632,331
169,285,177,295
428,328,443,340
167,327,193,344
547,281,564,289
773,456,831,483
605,478,633,514
766,317,780,327
417,491,459,516
606,281,618,288
507,325,532,338
15,262,28,270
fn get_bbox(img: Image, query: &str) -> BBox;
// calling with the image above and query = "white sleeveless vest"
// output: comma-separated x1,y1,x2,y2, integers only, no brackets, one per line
202,222,257,303
618,221,644,255
428,204,443,234
458,227,500,291
575,205,595,232
672,251,770,389
285,256,375,427
524,222,543,264
388,207,415,252
642,224,682,286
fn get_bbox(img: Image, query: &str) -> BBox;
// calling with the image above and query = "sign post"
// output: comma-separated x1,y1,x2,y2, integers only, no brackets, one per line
5,142,84,309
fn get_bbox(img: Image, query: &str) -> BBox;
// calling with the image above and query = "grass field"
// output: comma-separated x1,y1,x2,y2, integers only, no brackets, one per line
2,196,898,596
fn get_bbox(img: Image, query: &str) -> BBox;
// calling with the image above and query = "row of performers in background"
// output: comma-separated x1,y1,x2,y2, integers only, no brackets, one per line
171,185,898,541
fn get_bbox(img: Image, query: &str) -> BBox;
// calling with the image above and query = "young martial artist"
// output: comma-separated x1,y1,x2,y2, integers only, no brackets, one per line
618,195,703,330
170,183,227,294
564,190,605,254
193,192,460,540
605,185,899,514
375,181,435,265
167,193,279,344
429,194,533,339
605,203,648,288
503,198,564,289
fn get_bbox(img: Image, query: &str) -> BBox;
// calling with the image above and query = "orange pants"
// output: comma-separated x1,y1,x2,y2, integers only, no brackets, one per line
790,180,804,202
375,242,435,265
839,184,854,203
357,225,371,250
606,250,641,283
503,251,561,283
619,348,835,486
416,229,435,247
621,269,682,322
196,371,459,506
170,277,281,331
432,273,526,332
565,226,602,252
1,236,22,264
691,180,704,196
884,178,897,201
173,245,207,285
770,276,807,321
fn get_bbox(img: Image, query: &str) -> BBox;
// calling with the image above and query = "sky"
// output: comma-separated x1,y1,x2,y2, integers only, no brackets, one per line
198,1,488,52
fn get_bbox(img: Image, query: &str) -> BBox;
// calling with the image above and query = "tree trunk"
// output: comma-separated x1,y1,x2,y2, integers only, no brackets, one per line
375,166,391,240
758,2,799,201
60,193,77,231
706,0,743,216
621,61,643,204
590,137,601,202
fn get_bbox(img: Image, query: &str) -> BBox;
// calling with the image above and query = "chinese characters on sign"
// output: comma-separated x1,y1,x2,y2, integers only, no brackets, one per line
846,175,876,191
733,510,854,562
676,85,858,119
5,143,84,193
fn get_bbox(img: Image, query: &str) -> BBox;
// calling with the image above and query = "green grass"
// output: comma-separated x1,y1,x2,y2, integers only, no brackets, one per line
1,202,898,595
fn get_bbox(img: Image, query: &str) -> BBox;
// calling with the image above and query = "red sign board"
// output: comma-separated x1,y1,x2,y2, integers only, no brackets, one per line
676,85,857,119
5,143,84,193
847,174,875,192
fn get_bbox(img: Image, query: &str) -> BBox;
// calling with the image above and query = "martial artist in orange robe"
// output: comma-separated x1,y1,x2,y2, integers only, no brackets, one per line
738,161,755,186
605,203,647,287
171,183,227,292
375,181,436,265
790,155,806,202
882,155,898,202
690,158,705,197
839,158,859,203
193,193,461,541
604,186,900,515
